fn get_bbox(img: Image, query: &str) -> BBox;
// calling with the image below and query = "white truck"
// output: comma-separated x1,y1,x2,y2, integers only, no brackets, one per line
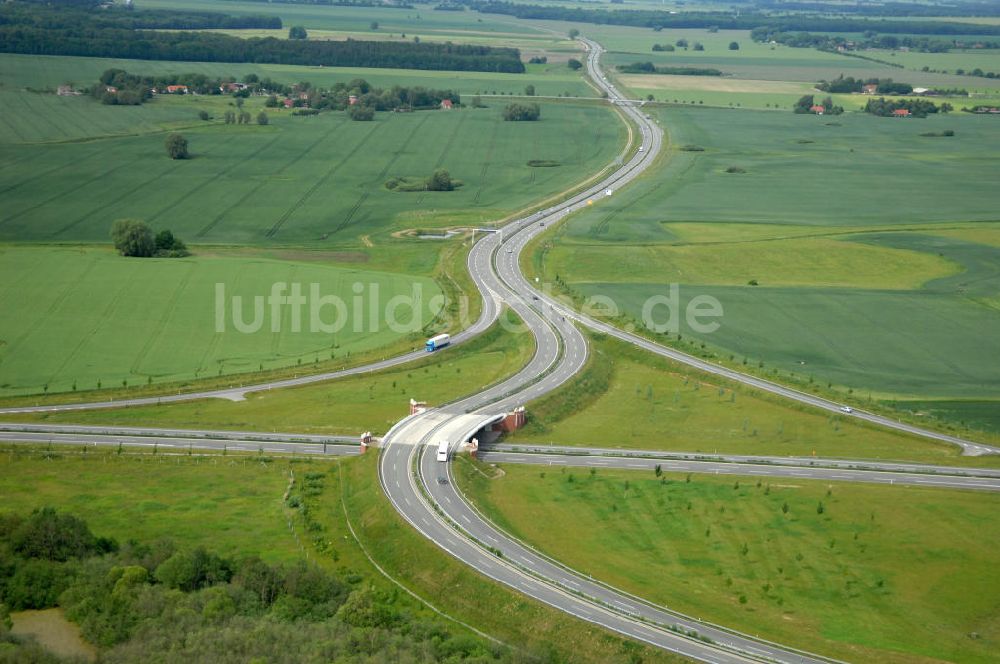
425,333,450,352
436,440,450,462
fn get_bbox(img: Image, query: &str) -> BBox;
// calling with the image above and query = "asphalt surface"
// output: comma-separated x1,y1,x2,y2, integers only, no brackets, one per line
488,442,1000,480
0,430,359,457
477,451,1000,493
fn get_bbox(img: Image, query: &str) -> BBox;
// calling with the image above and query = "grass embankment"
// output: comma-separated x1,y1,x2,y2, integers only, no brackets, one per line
456,459,1000,663
6,309,535,436
511,334,1000,468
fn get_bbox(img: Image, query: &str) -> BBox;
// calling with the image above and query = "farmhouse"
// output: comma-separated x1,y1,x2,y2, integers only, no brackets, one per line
912,87,930,95
441,99,454,110
348,94,358,105
892,108,911,117
862,84,878,95
57,85,80,96
809,104,825,115
166,85,188,94
282,98,294,108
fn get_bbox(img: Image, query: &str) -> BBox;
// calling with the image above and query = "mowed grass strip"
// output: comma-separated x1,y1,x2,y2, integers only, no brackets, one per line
456,460,1000,663
509,335,1000,466
7,309,535,436
0,245,442,396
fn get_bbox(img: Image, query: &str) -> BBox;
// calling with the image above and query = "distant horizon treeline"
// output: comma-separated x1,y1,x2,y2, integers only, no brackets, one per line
0,3,525,73
0,2,282,30
461,1,1000,36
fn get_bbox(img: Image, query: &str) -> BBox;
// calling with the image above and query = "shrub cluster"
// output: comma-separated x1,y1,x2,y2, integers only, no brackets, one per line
0,507,513,662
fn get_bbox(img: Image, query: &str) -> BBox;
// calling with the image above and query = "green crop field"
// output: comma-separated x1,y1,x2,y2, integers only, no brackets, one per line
509,334,1000,464
533,106,1000,410
457,460,1000,662
7,308,535,435
0,245,444,397
0,94,619,244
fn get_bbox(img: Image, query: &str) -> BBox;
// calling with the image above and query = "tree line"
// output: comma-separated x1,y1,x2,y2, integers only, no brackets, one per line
112,219,189,257
460,1,1000,36
751,0,1000,17
0,4,525,73
864,97,953,117
618,62,724,77
215,0,416,6
267,77,460,113
751,27,1000,53
0,507,519,663
816,76,915,95
0,2,281,31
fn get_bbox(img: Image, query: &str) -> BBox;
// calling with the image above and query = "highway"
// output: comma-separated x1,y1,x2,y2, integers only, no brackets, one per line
377,37,997,662
376,39,839,663
2,34,996,664
2,426,995,493
476,450,1000,493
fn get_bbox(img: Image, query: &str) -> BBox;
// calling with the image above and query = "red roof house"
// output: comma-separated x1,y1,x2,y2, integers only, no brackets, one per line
166,85,188,94
892,108,911,117
809,104,825,114
440,99,453,110
282,98,294,108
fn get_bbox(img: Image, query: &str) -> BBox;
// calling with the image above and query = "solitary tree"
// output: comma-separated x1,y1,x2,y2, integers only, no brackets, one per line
567,58,582,70
693,42,705,51
111,219,155,257
729,41,740,50
197,110,210,121
165,133,188,159
524,84,536,96
256,111,269,125
568,28,580,39
370,21,379,30
289,25,307,40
